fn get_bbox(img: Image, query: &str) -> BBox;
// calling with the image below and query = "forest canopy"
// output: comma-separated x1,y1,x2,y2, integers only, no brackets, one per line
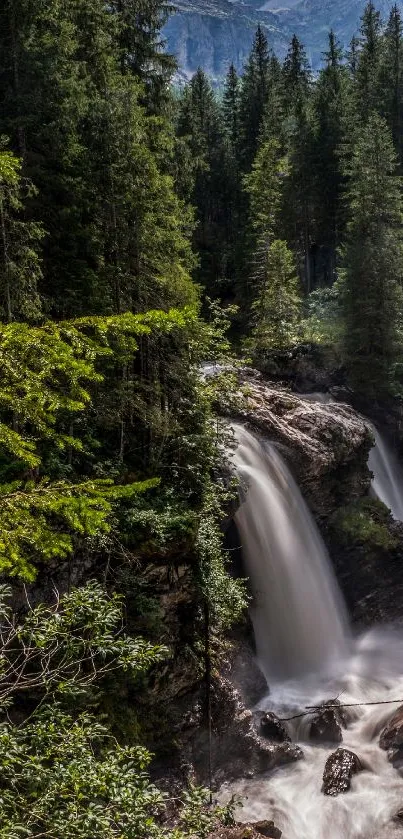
0,0,403,836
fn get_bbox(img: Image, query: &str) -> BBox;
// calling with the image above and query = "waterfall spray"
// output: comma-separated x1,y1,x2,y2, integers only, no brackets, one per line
232,424,350,682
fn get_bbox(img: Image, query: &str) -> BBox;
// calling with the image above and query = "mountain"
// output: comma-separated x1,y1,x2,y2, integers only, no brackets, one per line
164,0,403,83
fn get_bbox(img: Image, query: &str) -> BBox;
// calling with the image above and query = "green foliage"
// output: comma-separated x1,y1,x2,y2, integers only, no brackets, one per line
331,498,399,552
301,285,343,345
0,581,166,707
197,483,247,633
340,112,403,397
0,147,43,321
246,239,302,354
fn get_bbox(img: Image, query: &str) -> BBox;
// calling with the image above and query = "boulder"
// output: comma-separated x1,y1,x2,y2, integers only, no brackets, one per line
260,712,291,744
207,822,281,839
310,699,347,745
322,748,362,796
180,676,303,787
380,705,403,767
232,373,372,520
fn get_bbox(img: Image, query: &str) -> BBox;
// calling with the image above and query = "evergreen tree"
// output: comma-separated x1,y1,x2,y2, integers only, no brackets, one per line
177,69,228,294
238,25,271,171
243,139,286,304
0,148,43,321
108,0,176,112
356,1,383,118
282,33,311,114
222,63,240,152
341,113,403,397
311,31,349,285
378,4,403,164
248,239,301,353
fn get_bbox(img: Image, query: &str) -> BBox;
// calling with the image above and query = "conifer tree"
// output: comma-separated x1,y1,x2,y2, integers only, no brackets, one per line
243,139,286,304
311,31,349,285
238,26,271,171
223,64,240,152
177,69,228,294
248,239,301,353
378,5,403,164
341,113,403,397
0,148,43,322
282,33,311,114
356,1,383,119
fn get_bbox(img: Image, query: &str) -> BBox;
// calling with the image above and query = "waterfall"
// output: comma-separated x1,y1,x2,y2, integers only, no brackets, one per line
232,424,350,682
369,427,403,521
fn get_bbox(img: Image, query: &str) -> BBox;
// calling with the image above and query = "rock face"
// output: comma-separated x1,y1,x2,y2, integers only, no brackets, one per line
310,700,347,745
260,712,291,744
380,706,403,767
234,373,372,521
164,0,400,82
208,821,282,839
179,675,303,787
322,748,362,796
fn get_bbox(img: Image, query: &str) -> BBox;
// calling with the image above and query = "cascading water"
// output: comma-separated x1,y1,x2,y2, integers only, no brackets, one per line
369,427,403,521
220,423,403,839
232,424,350,681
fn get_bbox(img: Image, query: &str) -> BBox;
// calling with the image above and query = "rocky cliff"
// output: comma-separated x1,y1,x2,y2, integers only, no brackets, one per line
164,0,403,81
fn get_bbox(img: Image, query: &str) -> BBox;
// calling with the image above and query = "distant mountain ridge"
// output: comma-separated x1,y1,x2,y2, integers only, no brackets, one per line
164,0,403,82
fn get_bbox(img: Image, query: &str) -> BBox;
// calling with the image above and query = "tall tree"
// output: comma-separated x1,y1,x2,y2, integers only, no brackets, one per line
341,113,403,397
238,25,271,171
0,148,43,322
282,33,311,114
356,1,383,119
311,31,350,285
177,69,228,294
378,4,403,164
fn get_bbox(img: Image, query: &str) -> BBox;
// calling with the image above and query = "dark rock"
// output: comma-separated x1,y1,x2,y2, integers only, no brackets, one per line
253,823,282,839
310,699,347,744
380,706,403,768
180,676,303,788
207,821,282,839
260,712,291,744
322,748,362,796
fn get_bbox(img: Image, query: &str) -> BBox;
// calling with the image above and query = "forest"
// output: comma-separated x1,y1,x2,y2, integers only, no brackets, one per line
1,1,403,837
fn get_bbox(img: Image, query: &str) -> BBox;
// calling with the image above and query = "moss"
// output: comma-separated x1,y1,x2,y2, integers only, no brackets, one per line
330,498,399,552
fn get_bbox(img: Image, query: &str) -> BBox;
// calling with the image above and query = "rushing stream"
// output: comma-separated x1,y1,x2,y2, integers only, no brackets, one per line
222,422,403,839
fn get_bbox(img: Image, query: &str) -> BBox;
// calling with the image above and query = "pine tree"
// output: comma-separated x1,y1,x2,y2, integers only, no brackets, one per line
248,239,301,353
341,113,403,397
282,33,311,113
0,147,43,321
378,5,403,164
177,69,228,294
222,64,240,152
356,1,383,119
310,31,350,286
243,139,287,304
238,26,271,171
108,0,176,113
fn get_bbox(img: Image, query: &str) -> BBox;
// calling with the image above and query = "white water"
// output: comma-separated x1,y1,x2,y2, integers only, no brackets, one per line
221,629,403,839
232,425,350,682
223,424,403,839
369,428,403,522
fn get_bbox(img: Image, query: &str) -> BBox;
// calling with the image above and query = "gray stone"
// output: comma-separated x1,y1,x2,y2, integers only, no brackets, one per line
322,748,362,796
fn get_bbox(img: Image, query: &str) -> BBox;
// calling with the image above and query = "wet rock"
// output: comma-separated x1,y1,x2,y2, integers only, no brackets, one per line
207,822,282,839
180,676,303,787
310,699,347,744
380,705,403,767
260,712,291,743
322,748,362,796
231,373,372,521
